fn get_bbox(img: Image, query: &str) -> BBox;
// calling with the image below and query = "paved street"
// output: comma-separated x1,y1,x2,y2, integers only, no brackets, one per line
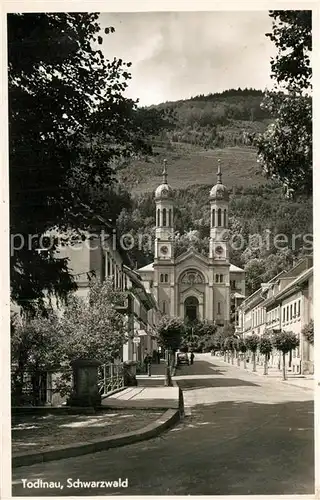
12,356,314,496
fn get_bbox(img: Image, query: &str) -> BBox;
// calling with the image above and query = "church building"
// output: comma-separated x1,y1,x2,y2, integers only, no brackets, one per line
138,160,246,325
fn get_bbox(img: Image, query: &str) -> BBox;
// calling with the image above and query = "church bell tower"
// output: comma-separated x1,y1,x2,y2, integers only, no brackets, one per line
209,161,230,262
154,159,174,260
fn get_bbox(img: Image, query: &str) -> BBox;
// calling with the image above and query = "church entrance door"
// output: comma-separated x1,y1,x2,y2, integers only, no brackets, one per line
184,296,199,322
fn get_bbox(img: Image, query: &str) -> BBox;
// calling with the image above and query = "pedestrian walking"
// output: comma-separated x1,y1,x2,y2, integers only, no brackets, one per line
190,352,195,365
144,350,151,374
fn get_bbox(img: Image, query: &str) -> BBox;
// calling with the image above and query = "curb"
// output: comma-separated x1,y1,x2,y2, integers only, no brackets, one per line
12,409,180,468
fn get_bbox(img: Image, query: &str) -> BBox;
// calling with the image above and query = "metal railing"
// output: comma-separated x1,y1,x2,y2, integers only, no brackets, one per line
98,363,124,396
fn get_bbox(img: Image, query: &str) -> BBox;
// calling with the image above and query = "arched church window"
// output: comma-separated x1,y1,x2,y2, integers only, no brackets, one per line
211,209,215,227
163,208,167,226
160,274,164,283
169,209,172,227
220,274,224,283
224,209,227,227
164,274,168,283
217,208,222,226
217,302,221,315
162,301,167,314
215,274,219,283
157,209,160,227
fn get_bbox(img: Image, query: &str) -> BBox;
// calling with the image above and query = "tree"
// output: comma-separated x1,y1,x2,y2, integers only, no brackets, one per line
267,11,312,90
245,334,260,372
60,279,127,362
8,13,156,314
238,338,248,369
224,336,234,363
11,279,128,403
156,316,185,386
234,338,241,366
273,330,300,380
11,310,62,405
256,11,312,196
259,333,273,375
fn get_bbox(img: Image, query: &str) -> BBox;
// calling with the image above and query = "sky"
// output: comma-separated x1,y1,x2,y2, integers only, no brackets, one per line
99,11,276,106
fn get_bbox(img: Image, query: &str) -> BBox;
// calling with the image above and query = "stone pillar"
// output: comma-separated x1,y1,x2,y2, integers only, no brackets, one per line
123,361,138,386
68,359,101,408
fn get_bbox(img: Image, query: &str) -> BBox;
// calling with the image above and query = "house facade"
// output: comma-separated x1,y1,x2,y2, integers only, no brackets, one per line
236,257,314,375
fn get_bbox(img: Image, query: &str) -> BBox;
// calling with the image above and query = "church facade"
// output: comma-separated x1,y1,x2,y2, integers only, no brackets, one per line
138,161,246,325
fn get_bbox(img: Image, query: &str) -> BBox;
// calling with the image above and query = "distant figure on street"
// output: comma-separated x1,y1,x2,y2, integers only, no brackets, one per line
144,351,151,373
190,352,195,365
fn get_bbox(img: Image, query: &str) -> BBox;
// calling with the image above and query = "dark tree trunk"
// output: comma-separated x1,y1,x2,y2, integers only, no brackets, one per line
164,349,173,387
252,352,257,372
282,352,287,380
263,354,268,375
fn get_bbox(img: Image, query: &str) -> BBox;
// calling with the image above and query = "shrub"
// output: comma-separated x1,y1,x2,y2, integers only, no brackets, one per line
302,320,314,345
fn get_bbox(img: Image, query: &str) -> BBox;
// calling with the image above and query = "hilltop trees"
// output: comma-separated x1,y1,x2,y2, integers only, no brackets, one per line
257,11,312,196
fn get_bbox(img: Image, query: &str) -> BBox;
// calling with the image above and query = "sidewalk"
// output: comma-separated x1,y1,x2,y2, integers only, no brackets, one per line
205,354,314,391
102,386,180,409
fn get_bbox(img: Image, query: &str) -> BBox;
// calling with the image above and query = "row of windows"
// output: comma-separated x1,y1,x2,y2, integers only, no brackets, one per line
247,299,302,329
103,253,127,290
160,273,169,283
157,208,173,227
252,308,265,328
266,307,280,324
162,273,225,284
282,300,301,322
211,208,227,228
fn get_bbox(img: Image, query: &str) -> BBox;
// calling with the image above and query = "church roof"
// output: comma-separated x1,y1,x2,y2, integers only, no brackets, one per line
229,264,244,273
137,262,154,272
155,159,173,200
138,261,244,273
209,162,229,201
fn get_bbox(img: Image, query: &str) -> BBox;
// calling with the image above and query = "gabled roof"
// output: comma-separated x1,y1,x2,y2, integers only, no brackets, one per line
138,263,154,272
271,266,313,303
175,247,209,265
138,258,243,273
229,264,244,273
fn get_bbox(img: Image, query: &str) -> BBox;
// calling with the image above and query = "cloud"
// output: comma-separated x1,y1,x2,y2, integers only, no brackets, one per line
99,11,275,105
